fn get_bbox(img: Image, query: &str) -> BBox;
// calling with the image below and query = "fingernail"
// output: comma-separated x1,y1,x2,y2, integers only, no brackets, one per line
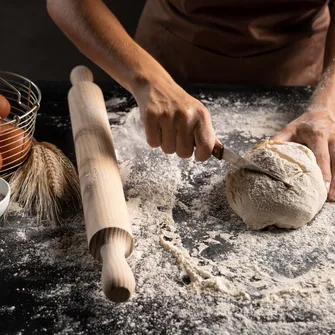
325,182,330,193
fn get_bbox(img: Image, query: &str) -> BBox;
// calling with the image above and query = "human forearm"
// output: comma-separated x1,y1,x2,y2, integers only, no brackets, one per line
310,6,335,110
47,0,171,93
47,0,216,161
272,7,335,200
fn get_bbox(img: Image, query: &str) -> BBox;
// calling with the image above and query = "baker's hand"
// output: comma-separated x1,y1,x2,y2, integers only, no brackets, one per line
272,108,335,200
132,76,215,161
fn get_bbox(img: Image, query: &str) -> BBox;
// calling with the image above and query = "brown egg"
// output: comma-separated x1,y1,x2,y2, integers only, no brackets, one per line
0,122,31,169
0,153,3,171
0,95,11,119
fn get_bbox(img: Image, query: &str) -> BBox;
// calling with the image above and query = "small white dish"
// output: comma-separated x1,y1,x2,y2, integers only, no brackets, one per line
0,178,10,217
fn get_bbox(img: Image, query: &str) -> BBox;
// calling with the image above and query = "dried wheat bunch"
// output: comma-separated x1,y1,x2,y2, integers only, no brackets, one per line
8,138,81,223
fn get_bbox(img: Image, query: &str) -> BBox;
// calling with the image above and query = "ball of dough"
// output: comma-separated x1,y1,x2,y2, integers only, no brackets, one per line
226,139,327,229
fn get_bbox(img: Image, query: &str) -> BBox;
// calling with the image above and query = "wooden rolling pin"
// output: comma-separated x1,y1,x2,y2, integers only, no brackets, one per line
68,65,135,303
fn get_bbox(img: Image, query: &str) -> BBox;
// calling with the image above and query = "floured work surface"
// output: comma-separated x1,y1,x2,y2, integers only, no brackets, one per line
1,85,335,335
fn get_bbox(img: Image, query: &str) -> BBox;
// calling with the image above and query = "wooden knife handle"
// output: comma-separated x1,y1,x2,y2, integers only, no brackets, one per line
212,137,224,160
194,137,223,160
68,65,135,302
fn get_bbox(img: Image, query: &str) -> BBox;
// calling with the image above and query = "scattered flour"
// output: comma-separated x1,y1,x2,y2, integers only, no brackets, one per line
105,97,127,108
2,90,335,334
108,95,335,333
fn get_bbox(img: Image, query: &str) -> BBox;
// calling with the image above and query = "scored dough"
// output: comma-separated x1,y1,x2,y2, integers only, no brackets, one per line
225,139,327,229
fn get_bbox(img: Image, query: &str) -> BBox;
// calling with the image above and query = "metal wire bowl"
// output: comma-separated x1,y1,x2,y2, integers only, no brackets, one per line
0,71,41,178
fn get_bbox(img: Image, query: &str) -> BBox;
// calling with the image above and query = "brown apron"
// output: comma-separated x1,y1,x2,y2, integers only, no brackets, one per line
135,0,330,86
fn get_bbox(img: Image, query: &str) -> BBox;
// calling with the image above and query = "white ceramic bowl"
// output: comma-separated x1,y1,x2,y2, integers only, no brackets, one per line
0,178,10,216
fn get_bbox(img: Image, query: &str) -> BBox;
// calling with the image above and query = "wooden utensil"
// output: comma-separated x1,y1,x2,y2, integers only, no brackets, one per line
68,65,135,303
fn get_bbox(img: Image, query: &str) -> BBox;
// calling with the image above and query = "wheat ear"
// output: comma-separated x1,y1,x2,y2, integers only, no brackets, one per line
8,139,81,224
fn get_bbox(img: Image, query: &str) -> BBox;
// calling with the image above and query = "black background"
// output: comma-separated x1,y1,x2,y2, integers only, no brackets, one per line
0,0,146,81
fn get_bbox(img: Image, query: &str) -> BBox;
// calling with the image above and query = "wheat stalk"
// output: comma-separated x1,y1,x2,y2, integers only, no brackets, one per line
42,144,65,198
41,141,81,203
8,139,81,224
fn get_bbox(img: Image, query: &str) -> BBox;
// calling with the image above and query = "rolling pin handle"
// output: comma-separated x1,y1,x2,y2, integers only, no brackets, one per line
70,65,94,85
100,232,135,303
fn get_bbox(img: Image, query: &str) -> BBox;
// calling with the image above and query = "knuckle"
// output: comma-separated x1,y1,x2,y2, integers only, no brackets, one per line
177,108,191,124
312,128,326,138
160,109,171,120
297,123,325,139
196,108,209,121
295,124,307,136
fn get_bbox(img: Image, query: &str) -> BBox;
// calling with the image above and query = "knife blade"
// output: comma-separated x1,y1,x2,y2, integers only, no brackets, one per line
212,138,292,187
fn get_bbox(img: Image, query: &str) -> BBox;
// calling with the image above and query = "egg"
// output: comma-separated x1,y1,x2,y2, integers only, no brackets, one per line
0,122,30,169
0,95,11,119
0,153,3,171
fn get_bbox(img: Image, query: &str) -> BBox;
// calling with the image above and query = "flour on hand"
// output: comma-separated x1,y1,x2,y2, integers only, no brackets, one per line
226,139,327,229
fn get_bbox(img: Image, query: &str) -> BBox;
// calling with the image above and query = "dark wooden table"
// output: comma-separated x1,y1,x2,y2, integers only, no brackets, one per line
2,82,331,335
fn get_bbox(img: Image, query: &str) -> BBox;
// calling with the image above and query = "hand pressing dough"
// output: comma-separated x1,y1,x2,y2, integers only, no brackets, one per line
226,139,327,229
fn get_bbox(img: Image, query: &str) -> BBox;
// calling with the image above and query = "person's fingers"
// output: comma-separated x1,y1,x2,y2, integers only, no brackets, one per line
193,111,215,161
175,127,194,159
160,118,176,154
144,116,161,148
328,140,335,201
271,126,295,142
305,136,331,191
175,109,196,158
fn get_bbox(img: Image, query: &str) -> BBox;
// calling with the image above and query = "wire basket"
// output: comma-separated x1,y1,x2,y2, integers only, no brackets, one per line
0,71,41,178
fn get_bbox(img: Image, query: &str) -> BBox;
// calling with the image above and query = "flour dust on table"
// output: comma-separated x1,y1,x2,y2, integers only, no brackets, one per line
106,92,335,334
1,89,335,334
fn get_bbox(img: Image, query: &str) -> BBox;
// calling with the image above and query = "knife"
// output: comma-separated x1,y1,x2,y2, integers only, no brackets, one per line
212,138,292,187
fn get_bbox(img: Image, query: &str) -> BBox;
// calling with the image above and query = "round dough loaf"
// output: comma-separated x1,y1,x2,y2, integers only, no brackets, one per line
226,139,327,229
